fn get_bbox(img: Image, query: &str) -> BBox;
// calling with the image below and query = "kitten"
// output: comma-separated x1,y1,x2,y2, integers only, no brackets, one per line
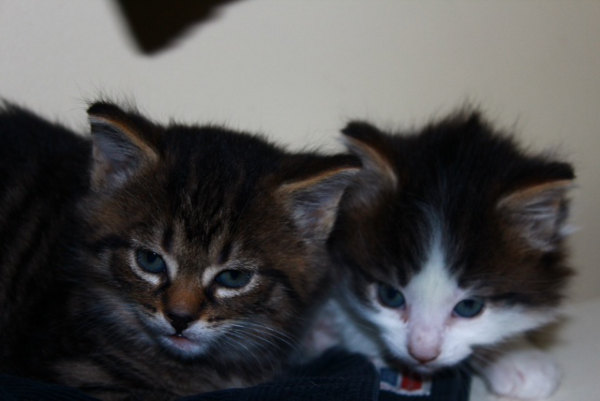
316,112,574,400
0,102,358,400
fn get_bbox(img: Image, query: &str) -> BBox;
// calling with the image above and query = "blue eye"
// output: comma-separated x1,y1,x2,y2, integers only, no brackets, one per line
214,270,253,289
453,298,485,318
136,250,167,274
377,284,405,308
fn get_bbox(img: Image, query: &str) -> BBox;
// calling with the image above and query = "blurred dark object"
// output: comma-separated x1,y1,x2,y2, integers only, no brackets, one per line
114,0,241,54
182,349,471,401
0,349,471,401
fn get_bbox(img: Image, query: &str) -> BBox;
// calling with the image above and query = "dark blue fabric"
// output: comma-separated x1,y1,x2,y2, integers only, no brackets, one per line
0,374,98,401
0,349,470,401
181,349,380,401
378,368,471,401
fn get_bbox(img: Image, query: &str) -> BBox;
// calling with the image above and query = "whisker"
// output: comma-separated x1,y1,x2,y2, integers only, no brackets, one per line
227,320,299,351
223,330,270,372
228,327,284,374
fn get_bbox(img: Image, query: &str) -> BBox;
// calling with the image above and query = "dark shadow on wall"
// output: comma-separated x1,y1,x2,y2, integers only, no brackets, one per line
114,0,242,54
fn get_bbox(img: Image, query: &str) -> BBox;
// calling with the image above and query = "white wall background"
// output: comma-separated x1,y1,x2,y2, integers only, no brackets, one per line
1,0,599,302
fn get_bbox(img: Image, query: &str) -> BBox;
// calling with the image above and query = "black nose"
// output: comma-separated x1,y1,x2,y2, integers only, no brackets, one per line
166,311,194,334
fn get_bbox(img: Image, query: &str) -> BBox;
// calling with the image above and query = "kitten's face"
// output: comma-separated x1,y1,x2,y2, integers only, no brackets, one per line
340,226,558,374
79,103,357,362
332,116,573,374
89,189,310,359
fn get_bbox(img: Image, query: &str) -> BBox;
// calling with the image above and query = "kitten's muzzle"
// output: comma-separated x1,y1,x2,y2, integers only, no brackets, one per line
407,327,442,365
166,310,195,334
408,347,440,365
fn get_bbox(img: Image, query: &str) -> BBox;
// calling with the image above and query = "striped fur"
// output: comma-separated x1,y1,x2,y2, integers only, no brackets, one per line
0,102,358,400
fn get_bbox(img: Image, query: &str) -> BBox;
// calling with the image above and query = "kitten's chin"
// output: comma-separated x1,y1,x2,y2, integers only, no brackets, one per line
385,353,448,376
406,362,438,375
159,335,209,358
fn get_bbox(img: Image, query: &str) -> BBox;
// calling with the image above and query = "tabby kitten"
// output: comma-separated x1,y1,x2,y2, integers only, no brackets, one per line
0,102,358,400
319,112,574,400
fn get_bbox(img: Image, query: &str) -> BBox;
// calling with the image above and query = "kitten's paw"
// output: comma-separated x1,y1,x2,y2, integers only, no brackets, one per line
482,349,560,400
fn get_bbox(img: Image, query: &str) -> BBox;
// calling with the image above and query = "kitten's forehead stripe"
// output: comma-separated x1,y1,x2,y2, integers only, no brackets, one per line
162,252,179,282
162,226,174,253
162,126,284,253
403,227,458,318
218,242,232,265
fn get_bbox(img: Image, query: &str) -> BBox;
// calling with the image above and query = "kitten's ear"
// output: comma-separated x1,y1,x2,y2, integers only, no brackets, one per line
341,121,398,207
497,178,575,251
278,161,360,243
87,102,160,190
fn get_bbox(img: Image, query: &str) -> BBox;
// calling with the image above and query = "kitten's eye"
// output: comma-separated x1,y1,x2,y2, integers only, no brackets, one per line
377,284,406,308
214,270,253,289
136,250,167,274
453,298,485,318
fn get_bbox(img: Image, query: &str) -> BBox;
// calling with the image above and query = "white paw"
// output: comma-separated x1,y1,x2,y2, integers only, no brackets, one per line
482,349,561,400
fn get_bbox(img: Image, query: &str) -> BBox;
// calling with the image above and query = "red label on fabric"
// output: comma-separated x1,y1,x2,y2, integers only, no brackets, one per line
374,360,432,396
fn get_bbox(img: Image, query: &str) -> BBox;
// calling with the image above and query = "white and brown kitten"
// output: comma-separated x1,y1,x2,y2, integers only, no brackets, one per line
0,102,358,400
312,112,574,400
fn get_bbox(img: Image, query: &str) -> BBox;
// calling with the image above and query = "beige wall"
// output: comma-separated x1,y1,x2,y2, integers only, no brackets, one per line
1,0,598,301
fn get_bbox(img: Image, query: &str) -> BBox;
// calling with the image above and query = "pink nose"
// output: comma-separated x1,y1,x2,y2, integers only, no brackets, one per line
408,346,440,364
408,327,442,365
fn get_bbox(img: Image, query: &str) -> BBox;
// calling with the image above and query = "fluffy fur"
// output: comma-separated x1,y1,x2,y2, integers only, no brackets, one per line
0,102,358,400
314,112,574,399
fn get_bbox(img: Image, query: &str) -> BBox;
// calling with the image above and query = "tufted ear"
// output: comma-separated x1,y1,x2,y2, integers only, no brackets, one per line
87,102,160,191
497,178,575,251
341,121,398,207
278,162,359,243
